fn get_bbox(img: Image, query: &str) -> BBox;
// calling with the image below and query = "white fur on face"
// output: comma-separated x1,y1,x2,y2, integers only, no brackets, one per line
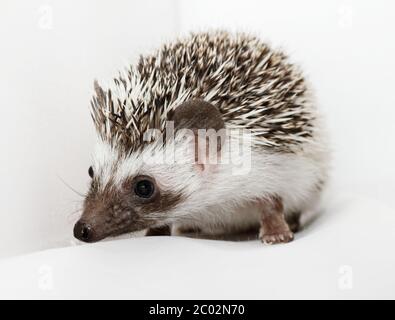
92,139,120,189
92,136,200,196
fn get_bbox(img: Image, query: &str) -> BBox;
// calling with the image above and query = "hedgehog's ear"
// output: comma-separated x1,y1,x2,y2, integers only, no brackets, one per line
170,100,226,172
170,100,225,133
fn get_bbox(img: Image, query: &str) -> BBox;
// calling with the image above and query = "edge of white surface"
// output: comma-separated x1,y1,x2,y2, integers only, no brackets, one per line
1,190,394,300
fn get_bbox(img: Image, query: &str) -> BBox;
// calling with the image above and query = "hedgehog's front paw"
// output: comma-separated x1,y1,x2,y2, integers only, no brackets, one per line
259,230,294,245
258,196,295,245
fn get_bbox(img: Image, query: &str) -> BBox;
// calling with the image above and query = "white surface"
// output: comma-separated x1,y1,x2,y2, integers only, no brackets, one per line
0,182,394,299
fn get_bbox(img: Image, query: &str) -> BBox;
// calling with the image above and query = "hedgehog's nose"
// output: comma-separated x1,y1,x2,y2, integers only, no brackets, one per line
74,221,95,243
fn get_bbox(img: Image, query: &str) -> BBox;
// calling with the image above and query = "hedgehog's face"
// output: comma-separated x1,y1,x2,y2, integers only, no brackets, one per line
74,99,226,243
73,143,189,243
74,171,182,243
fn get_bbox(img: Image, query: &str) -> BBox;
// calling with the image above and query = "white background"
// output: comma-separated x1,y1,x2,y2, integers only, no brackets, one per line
1,0,395,259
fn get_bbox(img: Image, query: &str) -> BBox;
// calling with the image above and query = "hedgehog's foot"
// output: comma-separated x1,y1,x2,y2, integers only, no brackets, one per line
260,230,294,244
145,225,171,236
259,197,294,245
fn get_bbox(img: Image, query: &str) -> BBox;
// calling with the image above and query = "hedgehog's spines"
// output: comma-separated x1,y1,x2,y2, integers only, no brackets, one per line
91,31,316,154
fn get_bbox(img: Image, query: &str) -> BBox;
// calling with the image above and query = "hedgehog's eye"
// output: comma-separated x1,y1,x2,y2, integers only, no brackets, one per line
88,166,94,179
134,179,155,198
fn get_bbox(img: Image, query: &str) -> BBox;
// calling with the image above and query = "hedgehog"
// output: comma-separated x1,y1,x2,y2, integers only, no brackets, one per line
73,31,329,245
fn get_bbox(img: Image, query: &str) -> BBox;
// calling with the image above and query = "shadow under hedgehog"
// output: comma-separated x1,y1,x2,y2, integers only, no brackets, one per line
74,31,329,245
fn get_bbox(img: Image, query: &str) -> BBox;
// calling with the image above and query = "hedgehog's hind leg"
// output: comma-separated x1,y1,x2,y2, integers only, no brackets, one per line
259,197,294,245
286,211,302,233
176,225,202,235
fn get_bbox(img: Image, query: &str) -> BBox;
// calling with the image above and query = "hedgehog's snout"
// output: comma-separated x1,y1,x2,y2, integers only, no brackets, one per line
74,220,96,243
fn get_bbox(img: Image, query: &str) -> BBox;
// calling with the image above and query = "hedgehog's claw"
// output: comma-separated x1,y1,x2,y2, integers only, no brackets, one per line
260,231,294,245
